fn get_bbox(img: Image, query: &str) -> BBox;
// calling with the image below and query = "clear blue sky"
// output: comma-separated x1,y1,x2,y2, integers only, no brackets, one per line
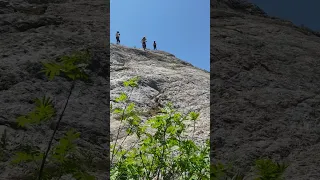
110,0,210,71
248,0,320,31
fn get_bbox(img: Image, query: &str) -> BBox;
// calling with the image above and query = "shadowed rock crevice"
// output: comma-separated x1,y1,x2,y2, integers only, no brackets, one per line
13,16,63,32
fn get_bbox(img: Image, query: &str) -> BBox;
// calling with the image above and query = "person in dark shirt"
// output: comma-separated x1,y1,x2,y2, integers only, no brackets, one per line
116,31,120,44
141,37,147,50
153,41,157,50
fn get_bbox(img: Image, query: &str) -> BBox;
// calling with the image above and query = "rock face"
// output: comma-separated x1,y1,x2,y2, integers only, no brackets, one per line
211,0,320,179
110,44,210,146
0,0,109,179
0,0,210,178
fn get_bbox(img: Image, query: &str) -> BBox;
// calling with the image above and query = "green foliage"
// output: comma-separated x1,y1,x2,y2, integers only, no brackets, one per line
11,129,94,180
210,158,288,180
115,92,128,103
254,158,288,180
109,77,289,180
211,163,229,179
11,151,43,165
123,76,139,87
43,129,94,180
17,96,55,127
41,51,90,80
111,77,288,179
50,129,80,163
10,51,95,179
111,77,210,179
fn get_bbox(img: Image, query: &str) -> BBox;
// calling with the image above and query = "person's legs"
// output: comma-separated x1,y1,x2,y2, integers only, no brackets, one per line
143,42,146,50
116,37,120,44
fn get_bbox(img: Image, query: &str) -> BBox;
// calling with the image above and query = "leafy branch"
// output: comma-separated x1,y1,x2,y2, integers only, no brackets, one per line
38,81,75,180
11,51,95,179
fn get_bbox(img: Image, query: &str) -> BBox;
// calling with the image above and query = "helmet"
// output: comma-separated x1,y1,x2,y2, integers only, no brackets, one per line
117,31,119,33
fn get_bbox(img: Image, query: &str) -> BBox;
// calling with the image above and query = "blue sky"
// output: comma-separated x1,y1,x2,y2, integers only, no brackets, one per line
248,0,320,31
110,0,210,71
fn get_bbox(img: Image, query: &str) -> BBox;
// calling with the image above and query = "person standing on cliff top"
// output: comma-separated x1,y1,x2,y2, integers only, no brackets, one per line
116,31,120,44
141,36,147,50
153,41,157,50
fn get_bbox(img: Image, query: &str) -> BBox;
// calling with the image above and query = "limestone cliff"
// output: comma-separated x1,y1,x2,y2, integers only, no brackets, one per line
110,44,210,146
0,0,109,179
211,0,320,179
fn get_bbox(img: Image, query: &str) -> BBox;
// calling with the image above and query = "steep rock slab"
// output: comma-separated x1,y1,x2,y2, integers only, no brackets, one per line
211,0,320,179
110,44,210,146
0,0,109,179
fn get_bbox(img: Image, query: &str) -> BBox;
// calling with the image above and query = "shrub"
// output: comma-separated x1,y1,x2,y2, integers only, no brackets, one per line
110,77,210,179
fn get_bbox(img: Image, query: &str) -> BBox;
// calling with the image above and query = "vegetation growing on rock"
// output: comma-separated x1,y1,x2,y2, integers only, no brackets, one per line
9,51,95,180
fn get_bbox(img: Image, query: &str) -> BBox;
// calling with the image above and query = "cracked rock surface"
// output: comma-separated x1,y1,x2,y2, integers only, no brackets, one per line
110,44,210,147
211,0,320,179
0,0,109,179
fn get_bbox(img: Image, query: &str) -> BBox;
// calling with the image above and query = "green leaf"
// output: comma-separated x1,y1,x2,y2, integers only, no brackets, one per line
41,62,62,80
113,108,123,114
166,125,177,135
189,111,200,121
42,51,90,81
254,158,288,180
51,129,80,162
123,77,139,87
126,103,135,113
115,92,128,102
16,96,56,127
16,116,29,127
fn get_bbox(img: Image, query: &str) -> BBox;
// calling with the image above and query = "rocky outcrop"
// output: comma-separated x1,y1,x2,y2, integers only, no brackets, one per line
110,44,210,146
211,0,320,179
0,0,109,179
